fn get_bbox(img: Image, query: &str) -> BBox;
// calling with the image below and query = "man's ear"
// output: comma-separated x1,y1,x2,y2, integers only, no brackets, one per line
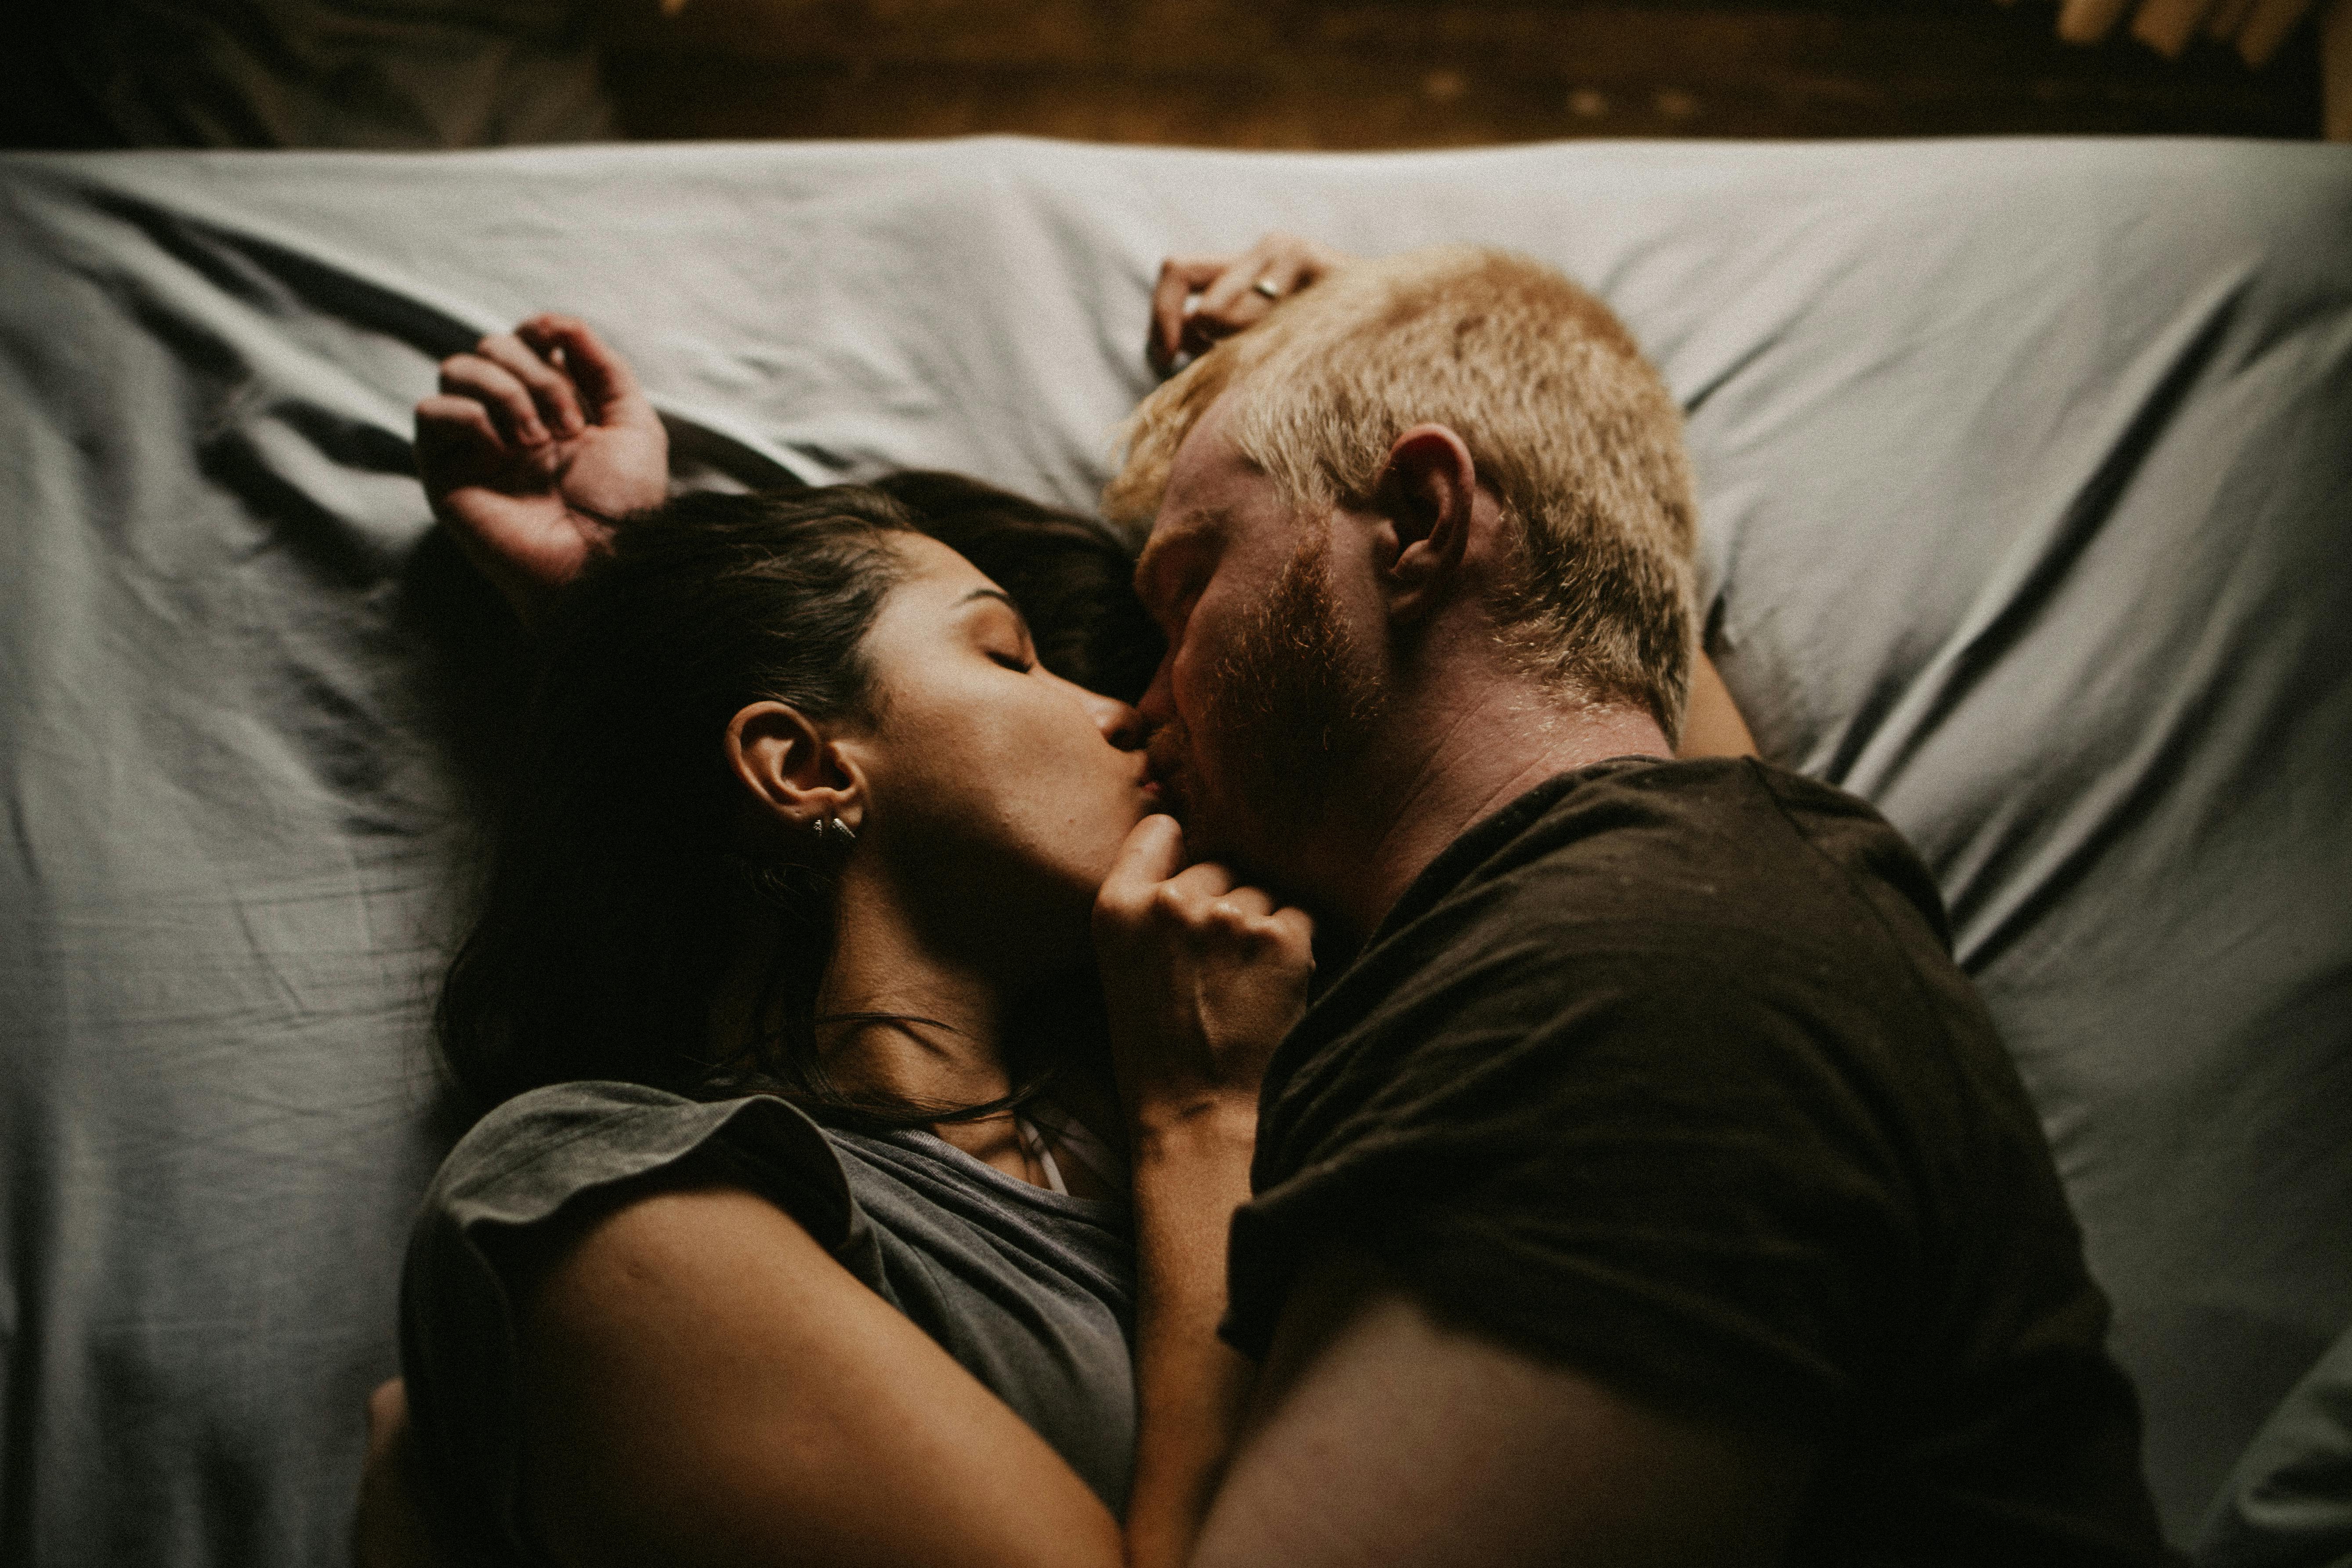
724,701,865,840
1372,424,1478,623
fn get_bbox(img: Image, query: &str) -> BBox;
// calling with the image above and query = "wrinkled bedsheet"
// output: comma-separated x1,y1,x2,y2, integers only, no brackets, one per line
1,135,2346,1565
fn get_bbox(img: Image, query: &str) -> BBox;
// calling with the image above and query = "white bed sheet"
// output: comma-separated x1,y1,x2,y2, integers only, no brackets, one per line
1,135,2346,1565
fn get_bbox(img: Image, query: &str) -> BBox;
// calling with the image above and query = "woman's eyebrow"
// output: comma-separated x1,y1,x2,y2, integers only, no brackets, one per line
957,587,1032,638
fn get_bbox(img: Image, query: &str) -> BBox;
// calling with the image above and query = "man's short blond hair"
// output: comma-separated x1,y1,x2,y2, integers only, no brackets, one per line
1104,245,1697,741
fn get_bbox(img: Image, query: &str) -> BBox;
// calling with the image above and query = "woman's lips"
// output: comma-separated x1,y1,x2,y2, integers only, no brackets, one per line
1140,724,1191,818
1139,768,1187,822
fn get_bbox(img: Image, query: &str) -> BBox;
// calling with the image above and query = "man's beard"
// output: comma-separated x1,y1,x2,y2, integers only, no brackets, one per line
1152,523,1385,865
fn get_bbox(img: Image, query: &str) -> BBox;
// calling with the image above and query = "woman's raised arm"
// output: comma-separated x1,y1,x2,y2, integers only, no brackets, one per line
416,315,668,623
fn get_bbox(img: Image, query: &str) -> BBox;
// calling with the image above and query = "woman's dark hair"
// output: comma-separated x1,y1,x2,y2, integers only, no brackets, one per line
436,475,1162,1126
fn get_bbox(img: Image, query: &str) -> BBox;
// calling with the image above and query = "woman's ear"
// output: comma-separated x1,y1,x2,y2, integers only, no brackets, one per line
724,702,864,838
1372,424,1478,624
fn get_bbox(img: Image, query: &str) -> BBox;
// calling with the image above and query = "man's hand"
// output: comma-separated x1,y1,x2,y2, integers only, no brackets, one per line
1091,815,1315,1141
1147,234,1356,376
416,314,668,623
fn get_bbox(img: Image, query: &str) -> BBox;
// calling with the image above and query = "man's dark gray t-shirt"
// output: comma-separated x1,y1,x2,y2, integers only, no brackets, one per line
1224,757,2168,1564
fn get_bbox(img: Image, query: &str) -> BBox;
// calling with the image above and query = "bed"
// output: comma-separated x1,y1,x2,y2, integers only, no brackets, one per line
1,134,2345,1566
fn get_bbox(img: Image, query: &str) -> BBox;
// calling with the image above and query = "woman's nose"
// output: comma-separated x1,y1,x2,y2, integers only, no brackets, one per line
1087,691,1148,752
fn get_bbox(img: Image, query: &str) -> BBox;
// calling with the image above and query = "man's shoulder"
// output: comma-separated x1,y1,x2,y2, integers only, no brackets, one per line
1233,764,2163,1564
1264,756,2006,1178
1379,757,1953,977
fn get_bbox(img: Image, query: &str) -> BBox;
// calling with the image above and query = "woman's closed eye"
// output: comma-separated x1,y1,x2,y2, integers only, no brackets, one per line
959,587,1039,673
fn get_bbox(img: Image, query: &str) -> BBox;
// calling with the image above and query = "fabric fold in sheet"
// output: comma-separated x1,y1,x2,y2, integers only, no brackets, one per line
2198,1318,2352,1567
1,136,2347,1567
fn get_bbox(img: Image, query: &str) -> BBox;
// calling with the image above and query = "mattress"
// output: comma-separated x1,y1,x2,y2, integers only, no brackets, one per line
1,134,2346,1565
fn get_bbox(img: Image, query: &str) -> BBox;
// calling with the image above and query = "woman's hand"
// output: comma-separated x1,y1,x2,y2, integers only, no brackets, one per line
352,1378,443,1568
1092,814,1313,1568
1091,814,1315,1144
415,314,668,623
1147,233,1356,375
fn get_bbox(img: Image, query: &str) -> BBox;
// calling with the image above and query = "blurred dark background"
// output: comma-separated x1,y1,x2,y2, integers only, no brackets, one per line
3,0,2340,152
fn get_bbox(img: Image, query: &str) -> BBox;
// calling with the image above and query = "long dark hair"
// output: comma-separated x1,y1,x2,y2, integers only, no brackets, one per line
434,475,1162,1127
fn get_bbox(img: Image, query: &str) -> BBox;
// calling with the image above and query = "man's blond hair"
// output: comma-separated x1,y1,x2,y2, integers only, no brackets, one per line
1104,245,1697,741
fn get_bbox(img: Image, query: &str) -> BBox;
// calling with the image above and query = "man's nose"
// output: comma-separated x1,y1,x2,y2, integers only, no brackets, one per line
1134,655,1175,729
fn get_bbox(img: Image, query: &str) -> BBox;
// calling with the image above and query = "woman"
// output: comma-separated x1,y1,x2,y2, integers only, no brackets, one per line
369,305,1317,1568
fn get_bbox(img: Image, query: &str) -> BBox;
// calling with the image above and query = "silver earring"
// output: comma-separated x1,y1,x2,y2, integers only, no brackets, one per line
813,815,857,847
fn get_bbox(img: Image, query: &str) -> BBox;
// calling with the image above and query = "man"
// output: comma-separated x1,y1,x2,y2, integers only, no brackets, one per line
1093,239,2171,1566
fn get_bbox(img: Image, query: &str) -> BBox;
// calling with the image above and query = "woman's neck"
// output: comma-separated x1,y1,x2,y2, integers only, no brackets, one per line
712,862,1034,1145
713,861,1107,1191
813,886,1021,1112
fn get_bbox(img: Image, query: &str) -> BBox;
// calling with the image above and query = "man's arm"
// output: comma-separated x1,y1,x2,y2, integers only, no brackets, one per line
1193,1249,1814,1568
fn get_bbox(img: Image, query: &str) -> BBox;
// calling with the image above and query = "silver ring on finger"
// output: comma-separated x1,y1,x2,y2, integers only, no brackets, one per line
1251,277,1282,301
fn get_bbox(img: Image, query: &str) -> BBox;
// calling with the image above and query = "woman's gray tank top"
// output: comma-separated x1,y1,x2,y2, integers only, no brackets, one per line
399,1081,1137,1562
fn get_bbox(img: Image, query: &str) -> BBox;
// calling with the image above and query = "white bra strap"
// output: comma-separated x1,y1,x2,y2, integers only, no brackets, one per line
1021,1104,1127,1190
1013,1115,1068,1196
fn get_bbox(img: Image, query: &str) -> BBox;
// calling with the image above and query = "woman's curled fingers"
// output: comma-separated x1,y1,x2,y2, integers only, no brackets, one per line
1145,232,1359,375
1148,256,1229,374
515,313,645,415
473,331,584,438
1165,858,1238,905
1209,886,1276,923
1094,815,1314,1133
438,352,550,447
414,392,503,456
